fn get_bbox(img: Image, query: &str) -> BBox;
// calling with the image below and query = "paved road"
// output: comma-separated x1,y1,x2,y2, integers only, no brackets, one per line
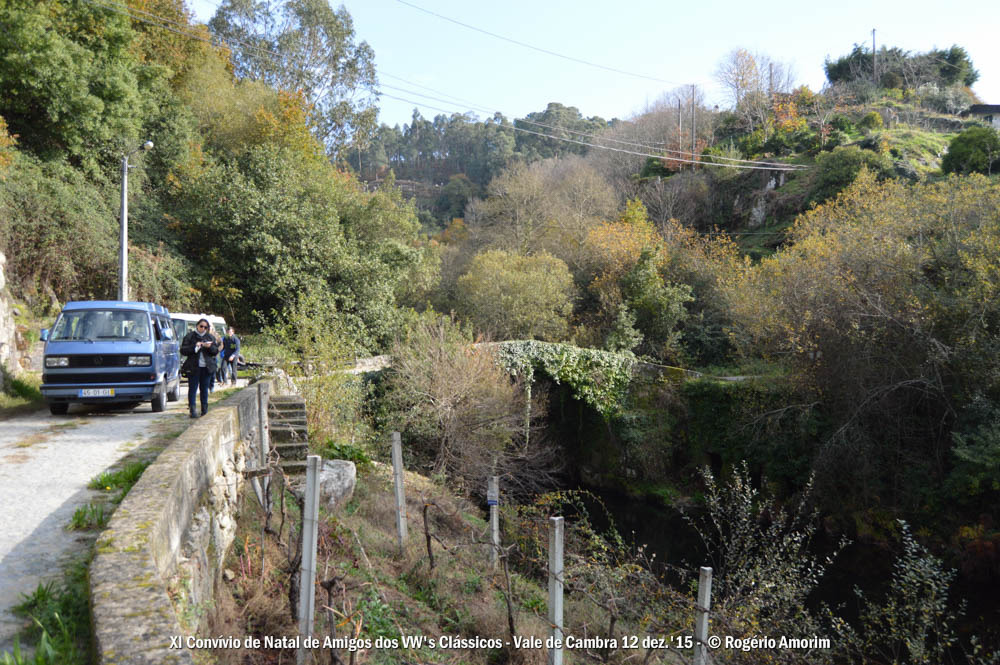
0,381,242,655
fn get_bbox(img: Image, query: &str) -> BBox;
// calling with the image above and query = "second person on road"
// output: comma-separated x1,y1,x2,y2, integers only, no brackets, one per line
181,318,218,419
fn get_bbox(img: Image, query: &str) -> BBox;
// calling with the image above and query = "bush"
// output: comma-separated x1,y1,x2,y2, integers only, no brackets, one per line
858,111,884,131
384,315,558,497
830,114,855,133
456,250,575,341
942,126,1000,175
807,146,894,205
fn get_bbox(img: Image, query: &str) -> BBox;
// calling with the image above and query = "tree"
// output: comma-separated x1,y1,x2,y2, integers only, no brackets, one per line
0,1,147,172
715,49,794,132
169,142,426,348
209,0,378,159
723,171,1000,516
942,126,1000,175
456,250,575,341
825,43,979,89
467,156,616,272
513,102,607,161
807,147,894,206
385,315,557,495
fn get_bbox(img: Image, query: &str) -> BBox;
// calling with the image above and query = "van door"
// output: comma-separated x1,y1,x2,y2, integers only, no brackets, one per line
157,316,179,382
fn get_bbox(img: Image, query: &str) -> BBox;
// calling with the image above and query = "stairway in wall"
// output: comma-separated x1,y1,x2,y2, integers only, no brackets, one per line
268,395,308,475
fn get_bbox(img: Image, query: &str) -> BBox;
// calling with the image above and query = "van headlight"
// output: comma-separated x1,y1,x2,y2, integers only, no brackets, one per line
128,355,152,366
45,356,69,368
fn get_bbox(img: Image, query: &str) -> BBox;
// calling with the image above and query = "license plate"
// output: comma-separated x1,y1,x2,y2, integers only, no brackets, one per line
79,388,114,398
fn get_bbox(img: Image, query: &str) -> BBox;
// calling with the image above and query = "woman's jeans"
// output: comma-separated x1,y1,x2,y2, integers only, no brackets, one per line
189,366,213,414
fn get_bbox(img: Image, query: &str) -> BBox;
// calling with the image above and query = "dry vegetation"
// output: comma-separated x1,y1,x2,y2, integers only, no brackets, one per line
204,464,554,665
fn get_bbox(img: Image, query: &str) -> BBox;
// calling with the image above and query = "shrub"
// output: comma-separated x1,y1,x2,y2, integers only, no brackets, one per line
807,146,894,205
941,126,1000,175
456,250,575,342
858,111,884,131
384,315,558,497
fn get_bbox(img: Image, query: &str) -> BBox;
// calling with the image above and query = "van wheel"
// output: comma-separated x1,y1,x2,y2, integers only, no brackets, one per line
151,387,167,413
166,381,179,402
49,403,69,416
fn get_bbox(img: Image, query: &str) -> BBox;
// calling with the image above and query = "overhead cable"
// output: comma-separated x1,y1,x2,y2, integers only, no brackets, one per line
394,0,696,87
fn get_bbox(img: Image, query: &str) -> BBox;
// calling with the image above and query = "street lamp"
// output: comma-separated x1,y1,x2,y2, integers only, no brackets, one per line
118,140,154,301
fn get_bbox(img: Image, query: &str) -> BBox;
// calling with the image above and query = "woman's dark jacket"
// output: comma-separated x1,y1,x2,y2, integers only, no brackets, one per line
180,330,219,375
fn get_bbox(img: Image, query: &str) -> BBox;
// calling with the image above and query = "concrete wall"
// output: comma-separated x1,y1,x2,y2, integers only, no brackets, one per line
90,381,284,664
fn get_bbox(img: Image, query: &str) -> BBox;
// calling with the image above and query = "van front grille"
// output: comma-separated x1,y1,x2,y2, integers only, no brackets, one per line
68,355,131,368
43,372,155,384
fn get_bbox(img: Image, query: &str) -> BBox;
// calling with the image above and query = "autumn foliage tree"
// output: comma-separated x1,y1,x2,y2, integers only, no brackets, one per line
723,170,1000,516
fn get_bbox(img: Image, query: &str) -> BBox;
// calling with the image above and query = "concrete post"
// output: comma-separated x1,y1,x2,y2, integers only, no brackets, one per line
487,476,499,570
548,516,564,665
695,566,713,665
257,381,270,499
118,156,129,302
297,455,322,665
391,432,408,552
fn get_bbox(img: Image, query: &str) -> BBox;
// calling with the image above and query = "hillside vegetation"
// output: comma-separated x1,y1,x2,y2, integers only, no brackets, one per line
4,1,1000,661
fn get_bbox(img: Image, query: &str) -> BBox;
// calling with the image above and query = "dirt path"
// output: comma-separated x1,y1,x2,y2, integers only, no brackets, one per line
0,386,203,654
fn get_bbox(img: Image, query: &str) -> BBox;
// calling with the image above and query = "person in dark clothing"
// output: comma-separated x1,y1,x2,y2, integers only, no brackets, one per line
180,318,218,418
221,327,241,386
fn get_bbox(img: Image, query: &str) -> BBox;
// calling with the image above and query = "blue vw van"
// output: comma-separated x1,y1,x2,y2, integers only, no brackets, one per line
40,301,181,415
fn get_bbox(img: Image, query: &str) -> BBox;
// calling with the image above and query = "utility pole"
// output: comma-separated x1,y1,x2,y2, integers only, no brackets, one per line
691,85,697,170
118,141,153,302
872,29,877,86
677,97,682,160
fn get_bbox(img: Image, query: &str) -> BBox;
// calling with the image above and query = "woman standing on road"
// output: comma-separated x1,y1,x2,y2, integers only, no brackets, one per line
180,318,218,419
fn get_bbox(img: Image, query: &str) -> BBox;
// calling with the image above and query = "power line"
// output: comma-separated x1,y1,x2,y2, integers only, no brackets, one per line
394,0,695,87
87,0,808,173
514,117,807,168
380,92,805,172
375,73,805,168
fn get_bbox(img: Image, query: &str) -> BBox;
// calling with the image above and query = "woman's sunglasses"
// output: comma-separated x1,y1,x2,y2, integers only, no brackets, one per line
197,324,208,330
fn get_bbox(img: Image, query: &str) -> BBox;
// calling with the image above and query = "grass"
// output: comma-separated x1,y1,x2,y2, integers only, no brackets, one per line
199,466,552,665
0,373,45,420
88,460,151,495
3,558,91,665
67,502,109,531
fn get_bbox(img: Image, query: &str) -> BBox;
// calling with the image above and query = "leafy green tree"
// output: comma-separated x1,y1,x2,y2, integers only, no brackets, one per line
513,102,607,161
433,174,480,224
0,1,146,172
209,0,378,158
169,143,425,349
621,248,693,359
825,43,979,89
941,126,1000,175
456,250,575,341
807,146,894,205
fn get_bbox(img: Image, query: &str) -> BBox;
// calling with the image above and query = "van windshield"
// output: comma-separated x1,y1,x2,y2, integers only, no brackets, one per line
50,309,151,342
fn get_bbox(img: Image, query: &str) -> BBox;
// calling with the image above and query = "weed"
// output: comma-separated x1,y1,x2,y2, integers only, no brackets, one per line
462,571,483,595
67,502,108,530
318,439,372,469
356,589,399,641
88,460,151,493
10,558,90,664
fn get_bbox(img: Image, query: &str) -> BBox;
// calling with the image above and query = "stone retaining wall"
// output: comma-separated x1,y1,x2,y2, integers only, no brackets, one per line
90,381,285,664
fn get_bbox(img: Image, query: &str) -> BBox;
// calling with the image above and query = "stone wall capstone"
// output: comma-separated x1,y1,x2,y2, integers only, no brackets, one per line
90,381,287,665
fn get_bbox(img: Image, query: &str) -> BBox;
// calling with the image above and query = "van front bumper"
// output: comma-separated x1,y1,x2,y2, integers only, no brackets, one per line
42,370,162,403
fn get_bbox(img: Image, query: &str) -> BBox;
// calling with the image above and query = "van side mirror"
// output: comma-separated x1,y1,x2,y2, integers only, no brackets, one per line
40,329,49,342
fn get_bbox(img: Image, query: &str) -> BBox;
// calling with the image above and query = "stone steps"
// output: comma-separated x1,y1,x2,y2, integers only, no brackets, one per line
268,394,308,474
273,442,308,461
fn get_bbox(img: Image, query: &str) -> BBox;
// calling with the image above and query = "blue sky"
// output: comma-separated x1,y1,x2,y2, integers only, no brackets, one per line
187,0,1000,129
